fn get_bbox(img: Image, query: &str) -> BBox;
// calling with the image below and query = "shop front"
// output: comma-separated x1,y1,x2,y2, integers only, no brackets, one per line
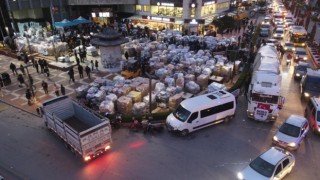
201,0,230,17
90,7,115,26
183,19,205,35
128,15,183,31
149,2,183,18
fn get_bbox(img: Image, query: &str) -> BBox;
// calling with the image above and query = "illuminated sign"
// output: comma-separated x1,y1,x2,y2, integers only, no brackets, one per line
161,3,174,7
151,17,162,21
203,1,216,5
162,18,170,22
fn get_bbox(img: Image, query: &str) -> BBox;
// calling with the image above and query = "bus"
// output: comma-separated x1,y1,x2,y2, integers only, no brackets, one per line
290,26,307,47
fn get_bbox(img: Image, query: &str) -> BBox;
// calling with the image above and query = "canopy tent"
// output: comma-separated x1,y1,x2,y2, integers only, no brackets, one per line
72,16,91,25
54,19,75,28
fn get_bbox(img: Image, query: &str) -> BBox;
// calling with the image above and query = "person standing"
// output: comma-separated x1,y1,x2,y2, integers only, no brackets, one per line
17,74,25,87
53,83,60,96
78,64,84,78
68,67,75,83
20,64,26,75
95,60,99,71
41,80,48,94
10,63,17,76
85,65,91,79
60,84,66,96
44,66,50,77
34,60,39,73
25,89,32,105
90,60,94,71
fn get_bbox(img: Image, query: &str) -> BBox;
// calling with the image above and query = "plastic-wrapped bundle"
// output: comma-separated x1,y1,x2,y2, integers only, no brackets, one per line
165,77,175,87
86,93,96,100
99,100,115,114
113,75,125,82
129,81,142,91
124,79,133,84
184,74,195,83
197,49,205,56
117,85,132,96
155,68,168,79
132,102,147,116
168,44,176,50
94,90,106,102
194,66,202,74
168,92,184,110
114,81,124,88
94,78,106,86
105,79,115,86
208,82,226,93
197,74,209,90
127,91,142,103
143,93,156,106
136,83,149,97
89,82,100,87
87,86,99,94
175,76,184,88
116,96,133,115
206,59,216,66
155,82,166,93
160,54,168,63
166,86,177,96
156,91,170,108
185,81,200,94
105,93,117,102
75,85,89,98
202,68,212,76
195,58,205,66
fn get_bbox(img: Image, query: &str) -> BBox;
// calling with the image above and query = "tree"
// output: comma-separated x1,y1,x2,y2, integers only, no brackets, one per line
211,15,236,34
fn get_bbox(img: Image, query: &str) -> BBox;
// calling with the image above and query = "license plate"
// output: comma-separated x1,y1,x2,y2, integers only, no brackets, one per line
257,110,267,116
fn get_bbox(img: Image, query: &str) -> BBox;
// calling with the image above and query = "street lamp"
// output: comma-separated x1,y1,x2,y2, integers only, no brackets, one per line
49,0,58,62
157,2,160,15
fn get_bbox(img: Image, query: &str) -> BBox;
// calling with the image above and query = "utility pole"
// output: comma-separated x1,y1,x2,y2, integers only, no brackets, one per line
49,0,58,62
0,6,5,45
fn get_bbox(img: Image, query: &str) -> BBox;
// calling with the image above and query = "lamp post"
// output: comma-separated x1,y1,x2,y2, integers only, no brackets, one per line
191,3,196,18
0,6,6,45
49,0,58,62
157,2,160,15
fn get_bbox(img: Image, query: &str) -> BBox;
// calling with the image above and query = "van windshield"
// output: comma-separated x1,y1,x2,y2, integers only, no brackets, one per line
305,77,320,92
173,105,191,122
251,93,279,104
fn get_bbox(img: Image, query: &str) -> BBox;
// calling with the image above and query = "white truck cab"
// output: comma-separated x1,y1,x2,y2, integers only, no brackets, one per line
166,90,236,136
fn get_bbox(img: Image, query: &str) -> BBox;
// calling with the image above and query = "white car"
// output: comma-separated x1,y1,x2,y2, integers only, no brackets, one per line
273,28,284,39
273,115,309,150
237,147,295,180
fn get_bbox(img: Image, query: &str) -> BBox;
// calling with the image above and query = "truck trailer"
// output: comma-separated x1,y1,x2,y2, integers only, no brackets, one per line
247,44,284,121
39,96,112,161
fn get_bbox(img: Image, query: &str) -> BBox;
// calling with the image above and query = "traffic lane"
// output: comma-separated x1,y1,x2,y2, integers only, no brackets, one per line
0,104,84,180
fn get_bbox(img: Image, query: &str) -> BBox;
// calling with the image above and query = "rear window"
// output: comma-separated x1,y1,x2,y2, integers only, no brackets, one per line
276,29,283,33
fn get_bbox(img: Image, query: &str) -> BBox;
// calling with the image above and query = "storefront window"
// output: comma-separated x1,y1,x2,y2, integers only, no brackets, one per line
150,5,182,18
216,2,229,10
201,4,217,17
136,5,142,12
143,5,150,12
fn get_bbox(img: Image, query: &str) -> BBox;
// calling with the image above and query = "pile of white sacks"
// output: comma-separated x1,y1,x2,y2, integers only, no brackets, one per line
76,31,238,116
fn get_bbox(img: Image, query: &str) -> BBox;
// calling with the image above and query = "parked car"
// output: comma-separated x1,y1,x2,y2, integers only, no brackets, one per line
304,97,320,134
237,147,295,180
282,42,295,51
272,115,309,150
293,47,308,62
300,68,320,100
293,62,310,79
273,28,284,39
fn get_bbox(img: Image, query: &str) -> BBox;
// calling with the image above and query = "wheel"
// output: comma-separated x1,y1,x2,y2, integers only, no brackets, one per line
180,129,189,137
224,116,232,123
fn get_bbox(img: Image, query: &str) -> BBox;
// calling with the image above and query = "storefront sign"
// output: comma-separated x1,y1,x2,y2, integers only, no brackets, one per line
184,19,205,24
142,16,175,23
203,1,216,6
161,3,174,7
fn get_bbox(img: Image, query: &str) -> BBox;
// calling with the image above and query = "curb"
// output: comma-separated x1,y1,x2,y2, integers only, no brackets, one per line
0,99,39,117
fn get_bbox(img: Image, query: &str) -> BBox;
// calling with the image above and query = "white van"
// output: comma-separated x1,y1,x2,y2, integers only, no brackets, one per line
166,90,236,136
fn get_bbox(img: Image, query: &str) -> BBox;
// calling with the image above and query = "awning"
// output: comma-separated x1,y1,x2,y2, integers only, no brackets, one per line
72,16,91,25
54,19,75,28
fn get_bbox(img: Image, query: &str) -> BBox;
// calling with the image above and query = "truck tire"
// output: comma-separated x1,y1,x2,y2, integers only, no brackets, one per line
180,129,189,137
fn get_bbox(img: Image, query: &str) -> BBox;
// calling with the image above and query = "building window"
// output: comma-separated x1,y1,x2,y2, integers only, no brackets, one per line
143,5,149,12
136,5,142,12
216,2,229,10
150,5,182,18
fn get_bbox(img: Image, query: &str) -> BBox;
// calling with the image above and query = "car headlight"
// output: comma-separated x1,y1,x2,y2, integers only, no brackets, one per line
288,142,296,147
281,34,284,37
304,57,307,60
304,92,310,97
237,172,244,180
284,47,287,50
273,136,278,141
295,73,301,77
292,48,295,51
274,34,277,37
302,43,305,46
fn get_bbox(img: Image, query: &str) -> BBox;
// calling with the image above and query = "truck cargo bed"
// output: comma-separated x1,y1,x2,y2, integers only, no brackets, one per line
64,116,91,132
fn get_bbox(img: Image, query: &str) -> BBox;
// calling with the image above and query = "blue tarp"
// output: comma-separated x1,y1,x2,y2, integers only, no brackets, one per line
54,19,75,27
72,16,91,25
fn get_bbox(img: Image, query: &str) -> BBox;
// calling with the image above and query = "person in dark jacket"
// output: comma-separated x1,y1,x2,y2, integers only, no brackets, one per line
68,67,75,83
60,84,66,96
41,80,48,94
95,60,99,71
17,74,25,87
78,64,84,78
26,89,32,105
10,63,17,76
85,65,91,79
20,64,25,75
34,60,39,73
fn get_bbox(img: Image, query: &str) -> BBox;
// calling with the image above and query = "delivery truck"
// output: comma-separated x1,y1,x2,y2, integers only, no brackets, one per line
38,96,112,162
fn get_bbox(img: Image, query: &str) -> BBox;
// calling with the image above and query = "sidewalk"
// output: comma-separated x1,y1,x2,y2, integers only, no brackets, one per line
0,53,121,116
